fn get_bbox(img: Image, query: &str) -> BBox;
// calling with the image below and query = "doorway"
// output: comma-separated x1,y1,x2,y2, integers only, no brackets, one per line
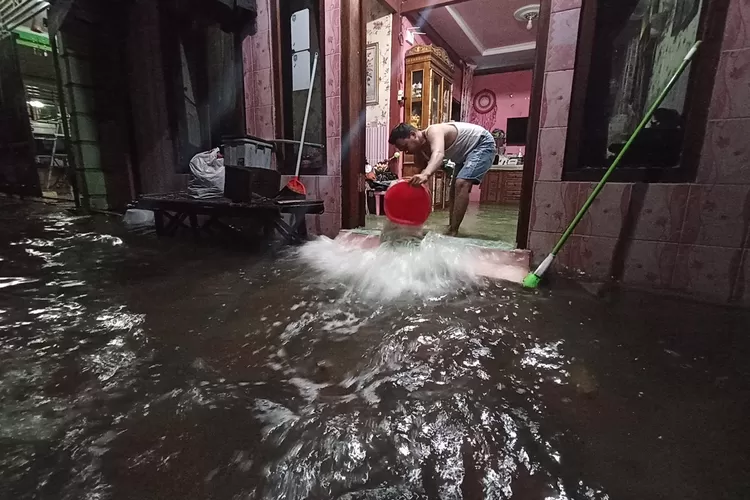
356,0,547,248
0,19,74,201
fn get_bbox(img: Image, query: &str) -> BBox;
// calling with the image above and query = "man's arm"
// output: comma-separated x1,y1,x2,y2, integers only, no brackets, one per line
421,128,445,177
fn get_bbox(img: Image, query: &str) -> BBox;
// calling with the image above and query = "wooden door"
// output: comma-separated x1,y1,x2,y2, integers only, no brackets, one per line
0,37,40,196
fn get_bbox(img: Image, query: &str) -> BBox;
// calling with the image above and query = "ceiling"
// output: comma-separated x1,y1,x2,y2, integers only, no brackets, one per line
413,0,538,72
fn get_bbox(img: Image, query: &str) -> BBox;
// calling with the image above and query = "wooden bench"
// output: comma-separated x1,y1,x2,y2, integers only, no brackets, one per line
132,192,324,245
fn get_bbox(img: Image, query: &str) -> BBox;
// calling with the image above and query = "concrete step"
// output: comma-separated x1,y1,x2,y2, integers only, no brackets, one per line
334,230,531,285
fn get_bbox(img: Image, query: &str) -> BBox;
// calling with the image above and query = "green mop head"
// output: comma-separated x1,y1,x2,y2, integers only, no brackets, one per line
522,254,554,289
522,272,542,289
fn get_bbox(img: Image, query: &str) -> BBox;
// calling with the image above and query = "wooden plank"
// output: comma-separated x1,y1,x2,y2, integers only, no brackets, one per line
401,0,471,14
388,12,402,160
341,0,366,229
381,0,400,13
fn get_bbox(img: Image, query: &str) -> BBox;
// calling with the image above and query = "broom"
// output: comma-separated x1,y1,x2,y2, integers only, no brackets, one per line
278,51,319,199
522,41,701,289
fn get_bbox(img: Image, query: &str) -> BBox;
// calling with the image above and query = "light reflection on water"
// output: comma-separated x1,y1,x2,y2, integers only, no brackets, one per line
6,201,744,499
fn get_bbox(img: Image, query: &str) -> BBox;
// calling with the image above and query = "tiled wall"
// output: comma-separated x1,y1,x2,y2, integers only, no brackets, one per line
243,0,342,237
243,0,274,139
528,0,750,306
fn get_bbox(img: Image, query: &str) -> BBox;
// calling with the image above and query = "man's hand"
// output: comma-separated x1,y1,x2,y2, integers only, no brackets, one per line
409,173,430,186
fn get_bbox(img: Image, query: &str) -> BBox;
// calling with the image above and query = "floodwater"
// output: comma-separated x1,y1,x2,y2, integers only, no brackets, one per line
366,204,519,244
1,199,749,500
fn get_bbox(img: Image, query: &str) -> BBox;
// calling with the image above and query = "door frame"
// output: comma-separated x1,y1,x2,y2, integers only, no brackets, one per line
515,0,551,249
340,0,366,229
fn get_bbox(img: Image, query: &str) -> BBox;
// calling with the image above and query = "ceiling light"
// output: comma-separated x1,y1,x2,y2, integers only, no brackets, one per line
27,100,45,108
514,4,540,31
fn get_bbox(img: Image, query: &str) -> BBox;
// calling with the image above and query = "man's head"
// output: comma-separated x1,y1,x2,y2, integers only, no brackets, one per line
389,123,422,153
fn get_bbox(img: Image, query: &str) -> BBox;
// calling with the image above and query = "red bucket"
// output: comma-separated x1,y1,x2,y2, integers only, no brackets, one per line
384,180,432,226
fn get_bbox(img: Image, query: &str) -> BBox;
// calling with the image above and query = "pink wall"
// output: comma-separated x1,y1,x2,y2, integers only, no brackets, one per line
243,0,342,238
470,71,532,155
528,0,750,307
242,0,274,140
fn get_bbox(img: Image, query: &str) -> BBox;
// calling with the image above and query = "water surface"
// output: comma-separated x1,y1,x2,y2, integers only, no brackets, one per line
1,199,748,499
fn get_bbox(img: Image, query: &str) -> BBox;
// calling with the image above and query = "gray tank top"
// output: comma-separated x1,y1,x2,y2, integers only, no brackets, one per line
430,122,489,165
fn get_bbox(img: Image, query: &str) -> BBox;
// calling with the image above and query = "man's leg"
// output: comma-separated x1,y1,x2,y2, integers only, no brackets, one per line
448,137,495,236
447,179,472,236
448,176,457,230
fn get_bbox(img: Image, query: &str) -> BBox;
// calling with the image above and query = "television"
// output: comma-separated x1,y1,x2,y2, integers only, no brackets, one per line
506,117,529,146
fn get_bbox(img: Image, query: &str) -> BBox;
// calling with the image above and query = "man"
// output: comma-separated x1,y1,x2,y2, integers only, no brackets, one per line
388,122,496,236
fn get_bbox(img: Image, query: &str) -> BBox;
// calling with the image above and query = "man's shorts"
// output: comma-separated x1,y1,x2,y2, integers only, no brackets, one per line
454,132,497,185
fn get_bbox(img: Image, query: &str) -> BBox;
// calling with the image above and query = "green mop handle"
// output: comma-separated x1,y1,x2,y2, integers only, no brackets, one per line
549,41,701,256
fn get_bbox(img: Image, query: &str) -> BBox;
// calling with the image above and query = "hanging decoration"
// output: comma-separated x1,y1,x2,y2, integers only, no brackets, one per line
469,89,497,130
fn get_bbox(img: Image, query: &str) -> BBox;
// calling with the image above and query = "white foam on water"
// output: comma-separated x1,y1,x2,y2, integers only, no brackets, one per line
297,231,483,301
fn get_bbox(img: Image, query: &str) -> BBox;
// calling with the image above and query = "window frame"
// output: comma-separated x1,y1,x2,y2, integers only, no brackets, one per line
271,0,327,176
562,0,731,183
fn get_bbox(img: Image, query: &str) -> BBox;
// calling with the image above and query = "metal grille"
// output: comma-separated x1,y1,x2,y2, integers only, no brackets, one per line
0,0,50,34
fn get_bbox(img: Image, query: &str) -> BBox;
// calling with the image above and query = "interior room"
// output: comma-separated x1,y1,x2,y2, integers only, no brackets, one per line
362,0,541,246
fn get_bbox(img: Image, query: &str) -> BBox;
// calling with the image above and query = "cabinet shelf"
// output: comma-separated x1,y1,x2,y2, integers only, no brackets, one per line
403,44,455,211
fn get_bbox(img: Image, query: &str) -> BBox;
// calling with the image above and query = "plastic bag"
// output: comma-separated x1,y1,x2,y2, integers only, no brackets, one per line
188,148,225,199
123,209,155,234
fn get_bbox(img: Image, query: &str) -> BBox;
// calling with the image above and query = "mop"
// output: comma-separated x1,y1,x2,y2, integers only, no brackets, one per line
522,41,701,289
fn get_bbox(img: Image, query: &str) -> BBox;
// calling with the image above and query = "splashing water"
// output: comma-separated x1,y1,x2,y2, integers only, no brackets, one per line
297,225,484,300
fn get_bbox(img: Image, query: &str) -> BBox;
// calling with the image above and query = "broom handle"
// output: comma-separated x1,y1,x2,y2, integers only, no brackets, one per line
551,41,700,256
294,52,319,178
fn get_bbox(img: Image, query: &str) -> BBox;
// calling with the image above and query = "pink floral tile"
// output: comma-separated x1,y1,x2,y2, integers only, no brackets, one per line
563,234,618,280
576,182,632,238
325,0,340,12
681,184,750,248
326,136,342,176
529,181,582,233
317,175,341,213
696,118,750,184
540,70,574,128
622,241,679,288
243,71,256,110
255,105,275,139
708,48,750,120
253,69,273,107
551,0,582,12
301,176,320,199
535,127,567,180
326,96,341,138
631,184,690,242
324,8,341,56
242,36,254,74
528,230,561,265
245,107,256,136
325,53,341,98
306,213,341,238
672,244,743,303
255,0,270,33
722,0,750,51
546,9,580,72
252,30,272,71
